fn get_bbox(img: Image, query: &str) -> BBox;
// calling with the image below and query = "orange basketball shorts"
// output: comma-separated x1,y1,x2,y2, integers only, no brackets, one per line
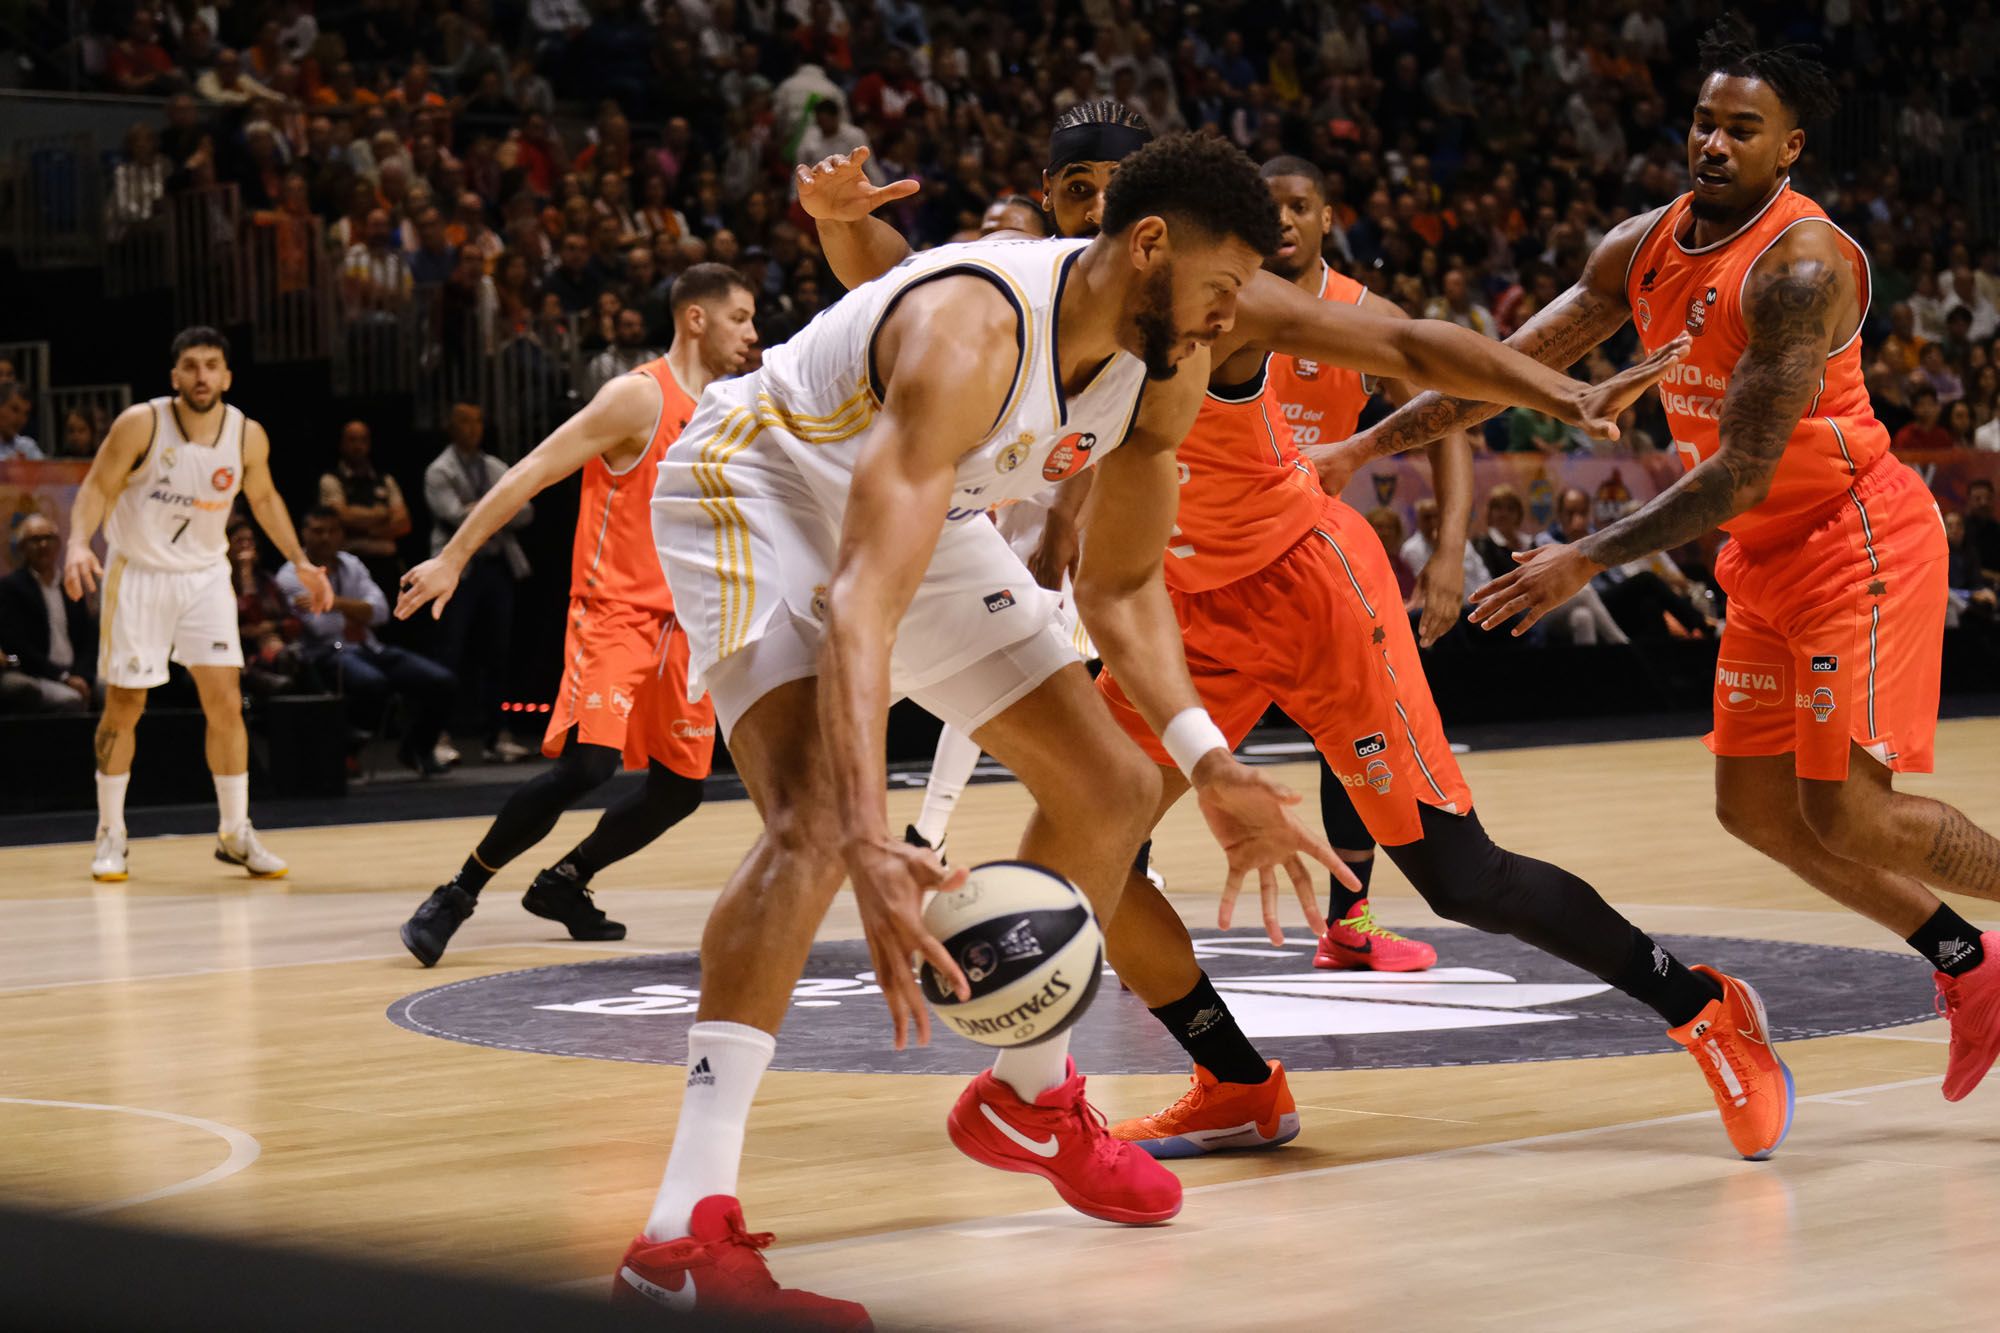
543,597,716,779
1708,458,1946,782
1097,496,1470,846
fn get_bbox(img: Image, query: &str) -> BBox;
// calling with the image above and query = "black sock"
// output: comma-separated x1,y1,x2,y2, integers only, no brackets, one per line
1330,853,1374,923
1148,973,1269,1085
1907,903,1987,976
455,852,497,897
1609,931,1723,1028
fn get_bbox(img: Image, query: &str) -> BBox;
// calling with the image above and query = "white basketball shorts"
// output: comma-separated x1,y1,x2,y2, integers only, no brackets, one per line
98,554,244,689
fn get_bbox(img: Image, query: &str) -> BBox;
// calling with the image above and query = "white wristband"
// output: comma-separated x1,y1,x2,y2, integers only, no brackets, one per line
1161,708,1228,779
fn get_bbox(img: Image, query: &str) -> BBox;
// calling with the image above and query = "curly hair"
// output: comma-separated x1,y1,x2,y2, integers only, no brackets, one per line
1100,133,1281,257
1697,16,1839,126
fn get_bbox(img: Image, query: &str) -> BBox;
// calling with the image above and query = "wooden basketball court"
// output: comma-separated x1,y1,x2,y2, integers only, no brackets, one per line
4,721,1998,1329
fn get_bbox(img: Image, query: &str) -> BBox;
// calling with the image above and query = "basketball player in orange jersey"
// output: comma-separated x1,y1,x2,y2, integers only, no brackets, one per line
391,264,757,964
62,326,331,882
809,144,1795,1165
1335,22,2000,1105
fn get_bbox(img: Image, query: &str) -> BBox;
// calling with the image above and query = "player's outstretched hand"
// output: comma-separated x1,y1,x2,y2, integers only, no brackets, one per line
795,147,920,223
293,560,334,614
1570,333,1691,439
844,836,970,1051
62,544,102,601
396,556,464,620
1469,541,1600,635
1192,754,1349,945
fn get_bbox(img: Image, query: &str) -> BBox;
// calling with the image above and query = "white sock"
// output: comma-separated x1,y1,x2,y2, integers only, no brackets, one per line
214,772,248,837
914,725,983,847
644,1020,776,1241
95,771,130,836
993,1033,1072,1103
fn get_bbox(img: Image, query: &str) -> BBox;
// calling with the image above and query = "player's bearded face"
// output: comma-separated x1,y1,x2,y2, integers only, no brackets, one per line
172,357,228,410
1134,262,1185,381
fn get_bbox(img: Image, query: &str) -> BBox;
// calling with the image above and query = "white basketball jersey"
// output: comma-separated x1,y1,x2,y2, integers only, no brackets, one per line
697,235,1150,522
105,397,246,572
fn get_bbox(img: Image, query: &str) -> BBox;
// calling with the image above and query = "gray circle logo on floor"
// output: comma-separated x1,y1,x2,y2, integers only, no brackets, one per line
387,930,1938,1074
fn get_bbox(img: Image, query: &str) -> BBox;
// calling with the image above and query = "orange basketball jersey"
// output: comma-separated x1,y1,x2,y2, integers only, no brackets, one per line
1625,184,1888,540
572,359,696,612
1164,358,1324,594
1266,264,1374,448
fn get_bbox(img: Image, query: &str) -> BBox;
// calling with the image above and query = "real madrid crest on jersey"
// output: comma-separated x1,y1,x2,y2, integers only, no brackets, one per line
996,433,1031,474
161,445,178,470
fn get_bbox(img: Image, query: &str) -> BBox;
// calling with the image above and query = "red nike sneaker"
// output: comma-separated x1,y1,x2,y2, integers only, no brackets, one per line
612,1195,871,1330
1313,900,1437,971
947,1059,1182,1224
1667,966,1794,1160
1111,1060,1301,1158
1935,932,2000,1102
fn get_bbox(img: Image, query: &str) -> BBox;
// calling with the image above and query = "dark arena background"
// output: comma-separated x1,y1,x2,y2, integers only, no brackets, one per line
4,2,2000,1328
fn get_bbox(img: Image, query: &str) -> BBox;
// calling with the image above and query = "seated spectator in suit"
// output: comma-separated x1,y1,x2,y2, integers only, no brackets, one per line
229,515,307,697
279,507,456,776
0,514,99,710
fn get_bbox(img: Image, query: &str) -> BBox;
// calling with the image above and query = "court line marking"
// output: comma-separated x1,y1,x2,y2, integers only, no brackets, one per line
1855,1030,1950,1045
0,941,652,996
0,1096,261,1216
554,1072,1942,1288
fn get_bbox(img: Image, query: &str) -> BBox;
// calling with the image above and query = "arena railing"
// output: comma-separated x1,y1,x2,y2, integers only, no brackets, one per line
406,282,589,461
244,210,336,363
166,184,245,331
8,131,102,270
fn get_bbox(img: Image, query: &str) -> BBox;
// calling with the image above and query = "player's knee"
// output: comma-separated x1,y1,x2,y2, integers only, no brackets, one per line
101,687,146,724
1798,782,1866,858
646,767,703,822
555,744,621,795
1095,745,1162,843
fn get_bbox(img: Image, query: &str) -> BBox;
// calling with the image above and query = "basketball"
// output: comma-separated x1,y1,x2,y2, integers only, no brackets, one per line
919,861,1104,1048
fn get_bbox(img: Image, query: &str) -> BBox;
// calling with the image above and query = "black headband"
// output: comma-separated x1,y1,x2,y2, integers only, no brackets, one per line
1047,121,1152,172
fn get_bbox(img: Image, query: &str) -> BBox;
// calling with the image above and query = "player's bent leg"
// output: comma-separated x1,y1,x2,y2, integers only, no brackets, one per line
1792,748,2000,1100
90,686,146,880
617,677,867,1329
1387,806,1793,1160
939,661,1181,1224
529,761,705,942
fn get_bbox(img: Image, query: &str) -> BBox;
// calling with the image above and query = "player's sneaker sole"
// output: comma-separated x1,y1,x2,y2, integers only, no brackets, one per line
1136,1110,1301,1159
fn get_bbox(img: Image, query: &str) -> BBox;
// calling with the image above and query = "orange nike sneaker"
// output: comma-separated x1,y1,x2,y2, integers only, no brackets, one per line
1111,1060,1301,1159
947,1059,1182,1224
612,1195,871,1330
1934,932,2000,1101
1667,965,1795,1160
1313,900,1437,971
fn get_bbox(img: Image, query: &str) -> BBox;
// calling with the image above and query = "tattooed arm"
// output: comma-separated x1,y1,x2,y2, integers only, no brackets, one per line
1307,211,1659,493
1469,224,1854,633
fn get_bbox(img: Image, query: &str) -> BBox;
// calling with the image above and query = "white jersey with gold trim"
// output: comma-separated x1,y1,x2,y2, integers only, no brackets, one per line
104,397,245,572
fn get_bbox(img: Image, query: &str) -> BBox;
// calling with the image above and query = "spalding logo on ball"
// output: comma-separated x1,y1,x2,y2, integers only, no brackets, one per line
919,861,1103,1048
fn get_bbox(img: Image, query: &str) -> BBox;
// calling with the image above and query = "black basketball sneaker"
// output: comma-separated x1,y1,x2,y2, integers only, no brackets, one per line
522,866,627,941
401,881,476,966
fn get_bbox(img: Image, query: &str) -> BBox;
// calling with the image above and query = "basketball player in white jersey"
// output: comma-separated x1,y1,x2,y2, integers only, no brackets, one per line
63,327,332,880
618,134,1349,1326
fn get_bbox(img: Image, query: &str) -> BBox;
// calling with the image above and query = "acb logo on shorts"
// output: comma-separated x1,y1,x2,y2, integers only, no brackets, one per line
1810,655,1839,673
1352,732,1387,758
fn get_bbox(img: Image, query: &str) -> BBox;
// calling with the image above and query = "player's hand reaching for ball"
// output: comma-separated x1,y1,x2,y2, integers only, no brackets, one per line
61,543,102,601
1191,753,1349,945
843,835,970,1051
795,147,919,222
396,555,464,620
1565,333,1691,439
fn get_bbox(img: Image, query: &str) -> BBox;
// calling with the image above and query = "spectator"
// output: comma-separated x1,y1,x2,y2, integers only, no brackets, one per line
1944,509,2000,629
408,206,459,286
1977,404,2000,452
1945,400,1978,449
280,507,456,776
106,124,172,237
0,385,41,460
58,410,100,459
105,13,182,96
228,515,307,698
793,96,874,192
424,404,534,764
1401,496,1486,608
318,421,412,595
1365,507,1417,600
582,307,658,398
1919,343,1964,405
1892,387,1952,452
0,515,98,711
1542,488,1712,640
196,48,285,105
342,209,415,320
1424,268,1498,336
1474,486,1534,583
545,231,605,313
1967,481,2000,585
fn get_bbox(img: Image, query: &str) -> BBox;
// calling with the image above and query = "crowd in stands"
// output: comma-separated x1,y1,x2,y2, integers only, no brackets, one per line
7,0,2000,725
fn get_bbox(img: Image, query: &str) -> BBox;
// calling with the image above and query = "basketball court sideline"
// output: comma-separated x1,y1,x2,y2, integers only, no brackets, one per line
3,721,1998,1330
